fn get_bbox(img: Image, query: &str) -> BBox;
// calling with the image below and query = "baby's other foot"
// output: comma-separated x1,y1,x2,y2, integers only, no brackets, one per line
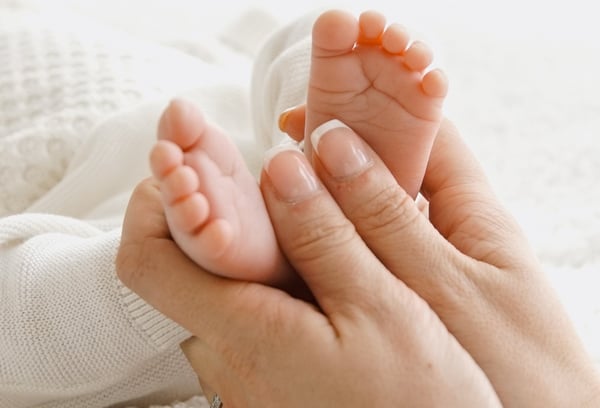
149,99,288,284
306,10,448,198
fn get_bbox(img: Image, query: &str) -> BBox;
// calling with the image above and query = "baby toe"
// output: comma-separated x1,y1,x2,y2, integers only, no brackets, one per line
422,68,449,98
404,41,434,71
358,10,386,45
160,165,199,204
381,23,410,54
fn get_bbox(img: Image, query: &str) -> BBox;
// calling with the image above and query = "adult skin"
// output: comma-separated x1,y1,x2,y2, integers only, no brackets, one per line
116,160,499,405
116,133,499,406
117,118,600,406
281,113,600,407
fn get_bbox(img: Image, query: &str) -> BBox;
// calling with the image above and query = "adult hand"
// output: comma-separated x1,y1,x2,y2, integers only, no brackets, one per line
279,111,600,407
116,159,500,404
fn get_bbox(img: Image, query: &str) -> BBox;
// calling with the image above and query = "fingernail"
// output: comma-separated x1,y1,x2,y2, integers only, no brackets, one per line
310,120,372,178
278,107,294,132
264,143,321,202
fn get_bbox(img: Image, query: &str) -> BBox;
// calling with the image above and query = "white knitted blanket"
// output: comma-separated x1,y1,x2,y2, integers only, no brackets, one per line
1,1,599,407
0,1,267,407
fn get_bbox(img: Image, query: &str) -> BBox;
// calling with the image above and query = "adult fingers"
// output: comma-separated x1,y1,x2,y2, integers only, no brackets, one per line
280,109,537,270
117,177,171,242
423,119,535,269
260,143,399,324
263,121,505,406
303,120,469,308
278,104,306,142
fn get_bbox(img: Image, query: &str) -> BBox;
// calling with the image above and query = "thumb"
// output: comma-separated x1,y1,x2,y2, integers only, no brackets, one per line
423,119,534,268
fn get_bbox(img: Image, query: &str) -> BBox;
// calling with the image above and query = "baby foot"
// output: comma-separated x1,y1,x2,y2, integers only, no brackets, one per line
306,10,448,198
149,99,289,284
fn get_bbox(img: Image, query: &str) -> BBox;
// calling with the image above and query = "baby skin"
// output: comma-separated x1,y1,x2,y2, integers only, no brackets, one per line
304,10,448,199
149,10,448,284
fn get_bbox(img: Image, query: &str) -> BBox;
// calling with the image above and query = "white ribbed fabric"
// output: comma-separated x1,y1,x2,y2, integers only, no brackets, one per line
250,10,319,151
0,3,315,407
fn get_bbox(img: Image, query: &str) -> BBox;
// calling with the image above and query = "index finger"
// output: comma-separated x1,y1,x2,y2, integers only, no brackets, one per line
260,145,400,325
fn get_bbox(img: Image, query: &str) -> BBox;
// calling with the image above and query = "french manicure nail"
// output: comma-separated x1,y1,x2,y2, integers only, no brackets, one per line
278,107,294,132
264,143,321,202
310,120,372,178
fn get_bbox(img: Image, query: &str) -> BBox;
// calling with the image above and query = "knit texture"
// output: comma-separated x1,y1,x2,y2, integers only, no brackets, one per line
0,2,292,407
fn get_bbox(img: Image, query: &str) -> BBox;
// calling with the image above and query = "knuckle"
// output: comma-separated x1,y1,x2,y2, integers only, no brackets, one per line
423,251,482,316
287,212,357,263
350,183,419,236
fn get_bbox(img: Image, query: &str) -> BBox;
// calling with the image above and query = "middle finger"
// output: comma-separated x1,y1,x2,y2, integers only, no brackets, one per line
307,120,471,304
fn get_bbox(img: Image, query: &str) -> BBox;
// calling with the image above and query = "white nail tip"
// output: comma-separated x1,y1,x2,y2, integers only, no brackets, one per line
263,142,302,167
310,119,352,153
